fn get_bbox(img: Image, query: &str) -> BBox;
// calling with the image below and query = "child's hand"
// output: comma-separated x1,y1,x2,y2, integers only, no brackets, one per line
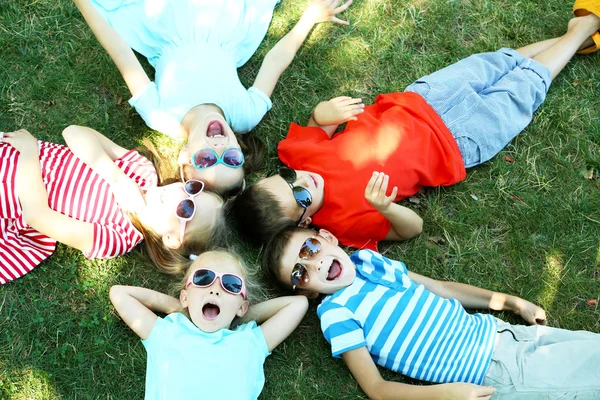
514,299,547,325
313,97,364,126
2,129,38,154
364,172,398,212
305,0,353,25
439,383,496,399
111,175,145,214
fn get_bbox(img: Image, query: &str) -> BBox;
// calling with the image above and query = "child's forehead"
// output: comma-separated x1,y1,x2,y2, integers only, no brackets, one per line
192,252,243,275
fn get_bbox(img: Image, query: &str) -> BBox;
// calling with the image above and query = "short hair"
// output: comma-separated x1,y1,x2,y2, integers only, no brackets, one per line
228,180,295,245
262,226,309,290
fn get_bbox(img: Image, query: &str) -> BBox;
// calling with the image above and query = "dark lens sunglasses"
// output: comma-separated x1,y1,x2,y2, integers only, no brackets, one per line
191,148,245,170
185,268,247,299
290,236,322,289
175,180,205,243
278,167,312,225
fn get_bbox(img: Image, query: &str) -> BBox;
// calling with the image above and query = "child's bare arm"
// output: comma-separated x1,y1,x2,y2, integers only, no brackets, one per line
307,97,364,138
73,0,150,96
244,296,308,352
109,285,184,340
253,0,352,98
407,272,547,325
63,125,145,213
3,130,96,253
364,172,423,240
343,347,496,400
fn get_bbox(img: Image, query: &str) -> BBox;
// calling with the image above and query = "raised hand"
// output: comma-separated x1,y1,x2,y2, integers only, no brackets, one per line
305,0,353,25
313,97,364,126
1,129,38,154
364,171,398,213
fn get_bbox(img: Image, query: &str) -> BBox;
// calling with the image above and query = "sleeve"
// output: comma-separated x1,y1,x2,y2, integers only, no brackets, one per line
318,303,366,358
114,150,158,189
128,82,182,139
236,321,270,358
229,87,273,134
85,222,141,259
337,210,391,251
142,316,170,352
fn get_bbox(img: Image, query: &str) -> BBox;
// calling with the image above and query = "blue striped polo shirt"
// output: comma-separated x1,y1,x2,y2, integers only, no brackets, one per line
317,250,497,385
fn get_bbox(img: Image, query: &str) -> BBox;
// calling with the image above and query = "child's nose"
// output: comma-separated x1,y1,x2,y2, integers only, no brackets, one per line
296,175,310,188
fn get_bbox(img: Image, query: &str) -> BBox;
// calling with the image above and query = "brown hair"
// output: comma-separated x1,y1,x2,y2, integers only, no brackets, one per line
130,139,229,274
228,180,295,246
262,226,309,291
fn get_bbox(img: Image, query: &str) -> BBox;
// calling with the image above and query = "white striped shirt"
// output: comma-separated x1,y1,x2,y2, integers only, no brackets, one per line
317,250,497,385
0,141,157,284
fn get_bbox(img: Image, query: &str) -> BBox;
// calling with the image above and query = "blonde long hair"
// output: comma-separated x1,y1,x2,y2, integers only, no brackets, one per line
130,139,228,274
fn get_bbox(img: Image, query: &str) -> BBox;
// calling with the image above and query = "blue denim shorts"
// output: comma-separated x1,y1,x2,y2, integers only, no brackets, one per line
405,48,552,168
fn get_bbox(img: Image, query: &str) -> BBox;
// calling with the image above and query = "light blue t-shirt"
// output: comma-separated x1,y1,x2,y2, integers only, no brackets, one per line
90,0,279,138
129,45,273,137
317,250,497,385
142,313,270,400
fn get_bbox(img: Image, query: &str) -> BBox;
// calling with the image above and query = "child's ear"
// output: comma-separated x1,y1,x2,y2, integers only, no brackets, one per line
179,289,189,308
162,234,182,250
299,216,312,228
236,300,249,317
295,289,320,300
317,229,338,246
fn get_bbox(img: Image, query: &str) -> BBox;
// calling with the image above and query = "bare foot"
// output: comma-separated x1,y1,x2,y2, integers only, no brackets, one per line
567,15,600,51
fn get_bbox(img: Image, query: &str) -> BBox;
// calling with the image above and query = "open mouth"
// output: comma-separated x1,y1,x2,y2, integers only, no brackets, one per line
326,259,342,281
206,121,225,138
202,302,221,320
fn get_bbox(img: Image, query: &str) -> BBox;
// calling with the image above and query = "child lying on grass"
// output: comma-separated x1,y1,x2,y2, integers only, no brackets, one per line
110,250,307,399
232,6,600,250
262,226,600,399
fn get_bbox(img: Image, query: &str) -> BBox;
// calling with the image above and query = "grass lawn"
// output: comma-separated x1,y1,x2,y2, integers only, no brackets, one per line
1,0,600,398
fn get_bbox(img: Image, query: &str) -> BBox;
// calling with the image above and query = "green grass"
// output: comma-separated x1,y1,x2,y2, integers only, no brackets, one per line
1,0,600,398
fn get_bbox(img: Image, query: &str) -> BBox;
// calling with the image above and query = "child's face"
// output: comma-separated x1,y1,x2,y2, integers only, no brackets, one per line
258,169,325,225
143,183,223,249
180,252,249,333
180,113,244,194
277,229,355,295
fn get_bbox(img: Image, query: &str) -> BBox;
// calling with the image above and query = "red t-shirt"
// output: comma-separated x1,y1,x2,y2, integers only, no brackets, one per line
278,92,466,250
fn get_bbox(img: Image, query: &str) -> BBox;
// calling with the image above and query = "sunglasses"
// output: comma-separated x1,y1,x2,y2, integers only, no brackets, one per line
186,268,247,299
176,179,205,243
190,148,244,170
290,236,322,289
278,167,312,225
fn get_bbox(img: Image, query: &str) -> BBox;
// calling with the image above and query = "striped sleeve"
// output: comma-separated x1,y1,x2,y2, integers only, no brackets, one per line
318,302,365,358
115,150,158,188
86,222,142,259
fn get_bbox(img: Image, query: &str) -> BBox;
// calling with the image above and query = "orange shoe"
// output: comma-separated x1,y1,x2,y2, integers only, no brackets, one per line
574,0,600,54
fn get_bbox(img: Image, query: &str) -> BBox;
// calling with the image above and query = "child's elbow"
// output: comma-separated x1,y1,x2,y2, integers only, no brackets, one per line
293,295,309,316
403,217,423,239
62,125,84,142
109,285,125,305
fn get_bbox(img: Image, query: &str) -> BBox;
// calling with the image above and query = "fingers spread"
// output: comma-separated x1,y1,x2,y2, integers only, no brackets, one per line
330,16,349,25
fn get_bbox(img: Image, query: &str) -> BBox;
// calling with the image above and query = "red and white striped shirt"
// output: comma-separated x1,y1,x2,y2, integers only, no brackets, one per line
0,141,158,284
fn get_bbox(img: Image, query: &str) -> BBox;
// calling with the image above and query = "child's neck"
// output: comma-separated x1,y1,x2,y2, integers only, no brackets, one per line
182,104,225,140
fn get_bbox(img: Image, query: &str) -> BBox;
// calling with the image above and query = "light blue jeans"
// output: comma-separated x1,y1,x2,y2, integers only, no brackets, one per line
405,48,552,168
483,319,600,399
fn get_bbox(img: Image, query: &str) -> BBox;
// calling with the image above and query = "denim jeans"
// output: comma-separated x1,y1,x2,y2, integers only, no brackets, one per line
405,48,552,168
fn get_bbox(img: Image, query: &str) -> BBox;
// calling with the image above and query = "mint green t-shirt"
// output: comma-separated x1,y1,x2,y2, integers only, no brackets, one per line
142,313,270,399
